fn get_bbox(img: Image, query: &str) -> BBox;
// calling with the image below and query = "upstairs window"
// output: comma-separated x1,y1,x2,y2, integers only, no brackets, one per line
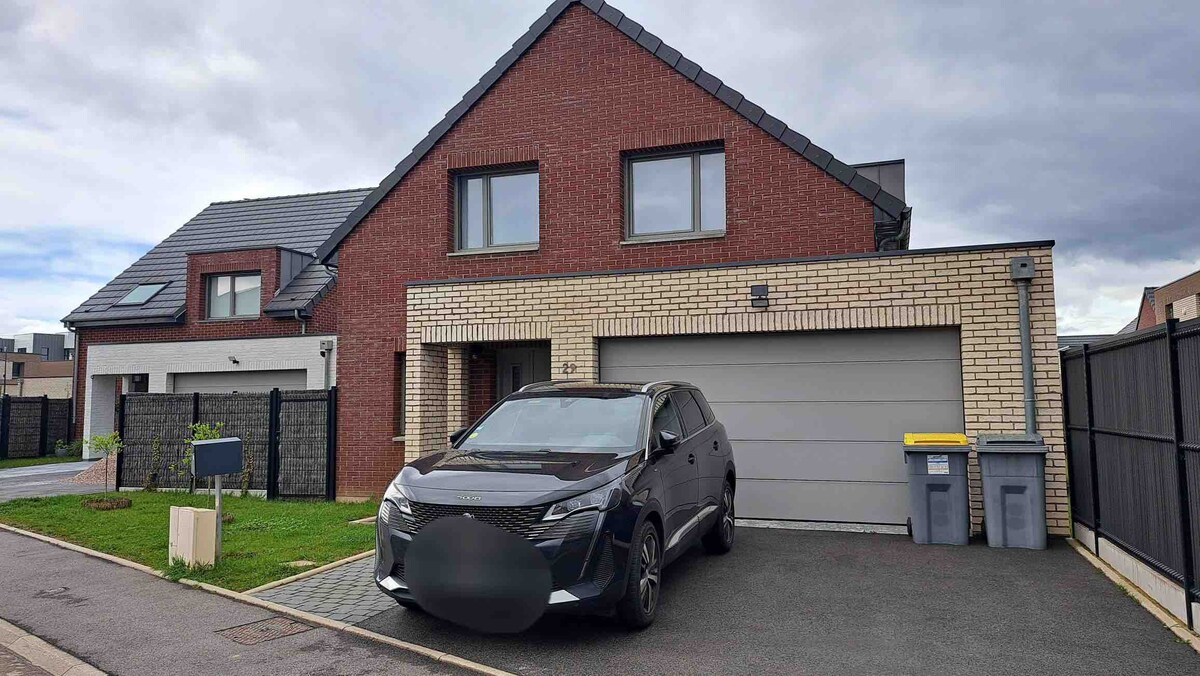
115,283,167,306
455,167,540,252
207,273,261,319
627,147,725,239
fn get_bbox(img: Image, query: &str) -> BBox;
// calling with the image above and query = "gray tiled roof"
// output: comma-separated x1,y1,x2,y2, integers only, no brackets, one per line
63,188,372,327
314,0,911,263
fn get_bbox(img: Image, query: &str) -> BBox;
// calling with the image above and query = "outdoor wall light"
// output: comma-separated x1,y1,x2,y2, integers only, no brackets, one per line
228,355,240,365
750,283,770,309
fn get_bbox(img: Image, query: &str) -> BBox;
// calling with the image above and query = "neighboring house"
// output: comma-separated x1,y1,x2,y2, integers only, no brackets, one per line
9,333,70,361
1117,269,1200,334
304,0,1064,533
9,359,73,398
0,352,46,396
63,189,370,456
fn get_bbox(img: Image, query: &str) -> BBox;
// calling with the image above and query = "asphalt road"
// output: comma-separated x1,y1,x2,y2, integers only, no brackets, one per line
0,461,101,502
360,527,1200,676
0,531,463,676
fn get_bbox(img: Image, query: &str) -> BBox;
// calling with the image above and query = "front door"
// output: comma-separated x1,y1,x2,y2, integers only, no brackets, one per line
495,345,551,398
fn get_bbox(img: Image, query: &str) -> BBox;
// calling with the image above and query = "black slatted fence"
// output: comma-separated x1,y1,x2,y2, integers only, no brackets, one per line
116,388,336,499
0,395,73,460
1063,318,1198,629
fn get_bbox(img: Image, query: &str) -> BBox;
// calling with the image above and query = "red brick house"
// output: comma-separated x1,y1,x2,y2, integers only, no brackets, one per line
311,0,919,501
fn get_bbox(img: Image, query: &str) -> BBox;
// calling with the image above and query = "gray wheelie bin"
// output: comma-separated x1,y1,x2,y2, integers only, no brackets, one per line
903,433,971,545
977,433,1048,550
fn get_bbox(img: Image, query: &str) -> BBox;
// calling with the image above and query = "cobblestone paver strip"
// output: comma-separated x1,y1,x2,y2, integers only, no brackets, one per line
252,558,395,625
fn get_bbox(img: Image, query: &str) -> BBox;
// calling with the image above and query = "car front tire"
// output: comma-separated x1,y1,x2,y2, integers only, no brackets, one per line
702,481,735,554
616,519,661,630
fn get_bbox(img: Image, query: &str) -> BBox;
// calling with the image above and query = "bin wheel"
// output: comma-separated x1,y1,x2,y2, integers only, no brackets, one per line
906,517,912,538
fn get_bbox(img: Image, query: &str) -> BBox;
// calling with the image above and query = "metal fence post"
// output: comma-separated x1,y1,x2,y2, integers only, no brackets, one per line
38,395,50,457
1164,319,1196,630
0,394,9,460
1082,344,1102,553
116,393,127,488
266,388,280,500
325,386,338,501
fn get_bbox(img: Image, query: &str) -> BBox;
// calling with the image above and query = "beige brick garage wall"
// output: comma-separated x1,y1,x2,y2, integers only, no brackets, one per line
404,243,1066,535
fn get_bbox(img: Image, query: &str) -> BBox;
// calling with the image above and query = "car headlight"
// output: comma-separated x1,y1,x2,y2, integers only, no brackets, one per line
383,481,413,515
543,480,622,521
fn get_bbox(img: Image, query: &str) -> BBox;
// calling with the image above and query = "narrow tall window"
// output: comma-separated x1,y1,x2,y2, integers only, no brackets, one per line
627,148,725,238
456,167,540,251
207,273,261,319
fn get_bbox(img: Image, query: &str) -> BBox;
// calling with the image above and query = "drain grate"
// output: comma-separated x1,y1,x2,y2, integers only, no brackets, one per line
216,616,313,645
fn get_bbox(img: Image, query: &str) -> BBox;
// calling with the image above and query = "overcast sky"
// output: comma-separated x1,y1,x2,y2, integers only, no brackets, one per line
2,0,1197,337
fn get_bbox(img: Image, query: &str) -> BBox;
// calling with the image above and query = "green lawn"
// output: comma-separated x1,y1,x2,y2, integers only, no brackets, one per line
0,456,85,471
0,492,378,591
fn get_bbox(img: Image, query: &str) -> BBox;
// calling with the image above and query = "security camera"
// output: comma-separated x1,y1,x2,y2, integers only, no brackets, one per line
319,340,335,358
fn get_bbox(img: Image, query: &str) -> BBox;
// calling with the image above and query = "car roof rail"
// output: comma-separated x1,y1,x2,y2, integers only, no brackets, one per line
640,380,694,393
516,379,587,393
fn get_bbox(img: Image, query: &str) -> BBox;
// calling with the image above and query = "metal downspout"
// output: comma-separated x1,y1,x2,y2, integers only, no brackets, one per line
1011,257,1037,434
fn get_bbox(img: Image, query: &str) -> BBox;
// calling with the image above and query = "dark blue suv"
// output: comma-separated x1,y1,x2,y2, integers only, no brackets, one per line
375,381,737,629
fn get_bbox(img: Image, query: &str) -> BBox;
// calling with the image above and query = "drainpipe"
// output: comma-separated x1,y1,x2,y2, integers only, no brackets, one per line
1010,257,1037,434
68,325,79,439
293,309,307,335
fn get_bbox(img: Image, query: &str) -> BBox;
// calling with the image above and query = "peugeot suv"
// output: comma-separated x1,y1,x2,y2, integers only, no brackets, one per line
375,381,736,630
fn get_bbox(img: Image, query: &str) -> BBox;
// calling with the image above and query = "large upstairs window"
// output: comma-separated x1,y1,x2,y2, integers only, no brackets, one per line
207,273,261,319
626,147,725,240
455,167,540,252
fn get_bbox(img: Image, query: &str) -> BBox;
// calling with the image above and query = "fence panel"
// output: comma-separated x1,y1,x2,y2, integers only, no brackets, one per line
198,393,269,492
1178,326,1200,593
1062,353,1094,526
276,390,329,498
46,399,72,449
6,397,44,458
120,394,193,489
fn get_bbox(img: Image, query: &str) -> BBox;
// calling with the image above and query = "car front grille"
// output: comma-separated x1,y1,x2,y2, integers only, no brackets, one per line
408,501,546,538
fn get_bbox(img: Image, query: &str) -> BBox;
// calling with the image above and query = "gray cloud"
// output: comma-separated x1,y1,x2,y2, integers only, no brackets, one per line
1,0,1197,335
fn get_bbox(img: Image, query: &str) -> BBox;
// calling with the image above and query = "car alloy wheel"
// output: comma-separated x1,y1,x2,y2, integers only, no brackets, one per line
638,529,660,614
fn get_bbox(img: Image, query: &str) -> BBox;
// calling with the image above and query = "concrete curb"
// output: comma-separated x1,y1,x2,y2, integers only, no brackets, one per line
242,549,374,595
0,523,513,676
0,617,105,676
1067,538,1200,654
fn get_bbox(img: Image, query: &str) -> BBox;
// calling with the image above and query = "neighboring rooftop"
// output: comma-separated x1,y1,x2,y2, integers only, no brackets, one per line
1057,334,1110,350
63,188,372,327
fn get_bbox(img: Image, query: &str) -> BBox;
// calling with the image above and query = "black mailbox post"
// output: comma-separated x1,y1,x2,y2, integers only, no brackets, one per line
191,437,243,559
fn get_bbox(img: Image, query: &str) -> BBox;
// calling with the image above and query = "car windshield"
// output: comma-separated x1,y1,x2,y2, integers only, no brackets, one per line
459,394,645,453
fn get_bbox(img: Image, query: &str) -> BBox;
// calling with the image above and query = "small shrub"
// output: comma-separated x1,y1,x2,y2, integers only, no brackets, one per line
144,435,164,491
54,439,83,458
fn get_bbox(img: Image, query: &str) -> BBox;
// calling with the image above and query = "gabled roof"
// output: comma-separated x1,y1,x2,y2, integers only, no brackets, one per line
64,188,372,327
314,0,911,263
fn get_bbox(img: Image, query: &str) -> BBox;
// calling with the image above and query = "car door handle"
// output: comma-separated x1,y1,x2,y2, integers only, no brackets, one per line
712,441,719,451
688,453,696,464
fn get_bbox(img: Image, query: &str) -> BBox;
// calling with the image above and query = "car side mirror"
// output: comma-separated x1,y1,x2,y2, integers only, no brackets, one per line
651,430,680,459
448,427,470,445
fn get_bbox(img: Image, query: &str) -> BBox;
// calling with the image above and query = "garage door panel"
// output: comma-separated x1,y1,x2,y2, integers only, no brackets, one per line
603,360,963,402
736,441,908,483
598,328,963,524
173,370,307,394
738,479,910,524
715,401,965,442
600,330,960,367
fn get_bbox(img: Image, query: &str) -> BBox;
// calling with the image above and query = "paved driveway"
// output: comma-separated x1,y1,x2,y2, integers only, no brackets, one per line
0,462,100,502
357,528,1200,676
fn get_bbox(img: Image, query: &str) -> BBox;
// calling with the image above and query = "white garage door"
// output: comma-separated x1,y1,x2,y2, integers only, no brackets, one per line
173,370,308,394
599,328,964,525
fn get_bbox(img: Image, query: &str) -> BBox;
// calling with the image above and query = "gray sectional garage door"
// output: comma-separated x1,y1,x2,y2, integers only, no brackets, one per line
173,370,307,394
599,329,964,525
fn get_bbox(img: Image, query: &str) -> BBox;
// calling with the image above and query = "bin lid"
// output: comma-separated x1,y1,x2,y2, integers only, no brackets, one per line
903,433,969,447
976,433,1047,454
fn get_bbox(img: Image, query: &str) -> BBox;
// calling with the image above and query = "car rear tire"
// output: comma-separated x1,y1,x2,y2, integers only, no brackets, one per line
616,520,661,630
702,482,735,554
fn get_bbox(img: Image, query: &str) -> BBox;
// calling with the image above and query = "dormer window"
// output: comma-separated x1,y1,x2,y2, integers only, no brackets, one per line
207,273,261,319
115,283,167,306
455,166,540,252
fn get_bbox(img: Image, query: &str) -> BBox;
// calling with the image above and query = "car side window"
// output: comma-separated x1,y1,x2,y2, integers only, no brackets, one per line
650,395,683,443
674,391,707,436
691,390,716,425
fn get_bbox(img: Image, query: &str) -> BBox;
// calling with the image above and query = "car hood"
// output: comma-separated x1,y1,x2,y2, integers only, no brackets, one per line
394,447,643,505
